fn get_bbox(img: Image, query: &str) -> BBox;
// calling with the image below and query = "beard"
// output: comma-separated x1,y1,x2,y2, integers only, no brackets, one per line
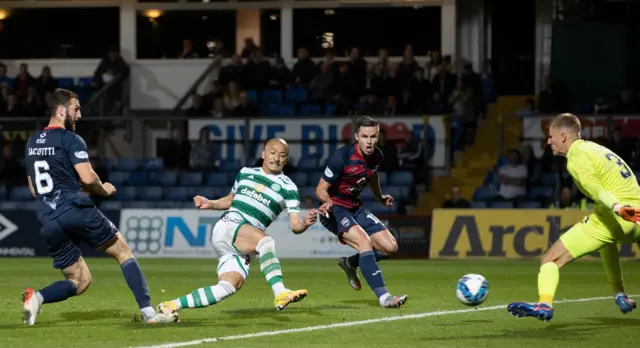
63,110,75,132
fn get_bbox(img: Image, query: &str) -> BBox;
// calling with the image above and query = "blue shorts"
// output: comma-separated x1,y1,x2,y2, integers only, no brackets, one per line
39,206,118,269
319,205,387,240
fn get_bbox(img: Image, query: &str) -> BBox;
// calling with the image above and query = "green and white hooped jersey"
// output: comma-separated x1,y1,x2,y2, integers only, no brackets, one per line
227,167,301,231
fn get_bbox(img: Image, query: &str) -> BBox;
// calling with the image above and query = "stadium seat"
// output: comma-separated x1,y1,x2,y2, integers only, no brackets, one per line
260,103,279,117
128,172,148,186
142,158,164,171
278,104,296,117
528,186,554,200
138,186,163,201
100,201,123,210
116,187,137,201
206,172,231,186
10,186,32,201
473,187,498,201
286,88,308,103
390,171,414,186
299,186,316,199
519,201,542,209
56,77,75,89
540,172,557,187
489,201,514,209
199,187,224,199
164,186,191,201
288,172,308,186
156,201,182,209
377,172,388,186
360,190,377,202
78,76,93,88
261,90,283,103
384,186,403,201
246,89,259,103
324,104,337,116
471,201,488,208
100,158,113,170
125,201,156,209
496,156,509,166
116,157,138,171
109,171,129,186
300,104,322,117
179,172,203,186
308,172,323,186
149,172,178,186
219,160,242,173
484,172,498,188
298,157,320,172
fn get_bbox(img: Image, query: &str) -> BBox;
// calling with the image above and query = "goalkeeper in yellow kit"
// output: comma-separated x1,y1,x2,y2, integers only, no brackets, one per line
508,113,640,322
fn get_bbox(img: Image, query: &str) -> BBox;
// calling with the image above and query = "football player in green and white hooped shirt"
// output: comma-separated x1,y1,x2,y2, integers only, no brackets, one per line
153,138,318,322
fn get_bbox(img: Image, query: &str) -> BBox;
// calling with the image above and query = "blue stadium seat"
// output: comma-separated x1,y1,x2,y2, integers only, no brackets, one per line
78,76,93,88
298,157,320,172
368,205,395,216
489,201,514,209
473,187,498,201
360,190,377,202
496,156,509,166
484,171,498,188
260,103,279,117
125,201,156,209
384,186,403,201
142,158,164,171
288,172,308,186
10,186,32,201
540,172,557,187
138,187,163,201
179,172,203,186
389,171,413,186
261,90,283,103
206,172,231,186
324,104,337,116
199,187,221,199
100,158,113,170
156,201,182,209
56,77,75,89
528,186,553,200
109,171,129,186
100,201,123,210
300,104,322,117
377,172,388,186
116,187,137,201
246,89,259,103
116,157,138,171
219,160,242,173
149,172,178,186
278,104,296,117
127,172,148,186
164,186,191,201
471,201,488,208
285,88,307,103
308,172,323,186
299,187,316,200
519,201,542,209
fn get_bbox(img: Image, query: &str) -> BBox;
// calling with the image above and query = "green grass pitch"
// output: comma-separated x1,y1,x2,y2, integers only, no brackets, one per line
2,258,640,348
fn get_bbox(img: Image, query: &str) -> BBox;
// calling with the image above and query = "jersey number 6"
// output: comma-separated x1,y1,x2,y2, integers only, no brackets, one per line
34,160,54,194
605,153,632,179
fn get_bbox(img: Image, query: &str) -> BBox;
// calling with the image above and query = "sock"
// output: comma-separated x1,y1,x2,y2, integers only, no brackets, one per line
120,258,152,310
358,250,388,299
537,262,559,306
599,243,625,294
257,236,286,296
38,280,77,304
346,249,386,269
172,281,236,309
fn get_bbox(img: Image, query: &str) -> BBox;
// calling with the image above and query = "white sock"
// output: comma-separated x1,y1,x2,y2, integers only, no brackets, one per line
272,282,287,297
378,293,391,305
172,281,236,309
256,236,287,297
141,306,155,318
36,291,44,304
615,292,626,298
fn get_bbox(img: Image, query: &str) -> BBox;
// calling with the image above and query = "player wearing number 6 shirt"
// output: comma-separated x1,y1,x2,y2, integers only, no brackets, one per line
22,89,175,326
316,116,407,308
508,113,640,322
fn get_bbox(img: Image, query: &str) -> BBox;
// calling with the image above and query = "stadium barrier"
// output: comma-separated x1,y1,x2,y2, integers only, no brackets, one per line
0,210,118,258
430,209,640,259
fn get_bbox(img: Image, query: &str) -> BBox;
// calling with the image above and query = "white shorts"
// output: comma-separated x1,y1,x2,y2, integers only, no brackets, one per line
211,212,251,280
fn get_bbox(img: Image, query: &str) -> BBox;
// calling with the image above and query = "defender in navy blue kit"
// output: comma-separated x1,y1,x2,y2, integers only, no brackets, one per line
316,116,407,308
21,89,175,326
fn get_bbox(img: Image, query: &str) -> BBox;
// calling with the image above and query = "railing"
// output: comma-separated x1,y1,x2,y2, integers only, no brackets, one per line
172,56,223,116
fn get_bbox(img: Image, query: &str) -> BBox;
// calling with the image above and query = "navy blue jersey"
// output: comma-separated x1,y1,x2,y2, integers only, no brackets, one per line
24,127,94,218
321,143,383,209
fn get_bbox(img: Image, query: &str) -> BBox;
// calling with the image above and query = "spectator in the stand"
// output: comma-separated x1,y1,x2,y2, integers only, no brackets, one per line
211,97,231,117
425,91,447,114
497,149,528,202
537,75,567,113
185,94,208,117
385,95,407,116
318,49,338,74
382,64,402,100
449,75,477,148
92,45,130,114
23,86,44,116
398,131,424,169
426,51,443,82
442,186,471,208
607,126,632,162
431,64,455,99
375,48,390,78
292,48,317,87
462,62,486,119
521,143,541,184
348,47,367,89
230,92,258,117
516,98,536,117
397,45,418,85
36,66,58,100
0,63,10,87
335,63,359,103
190,127,217,170
408,69,429,107
629,138,640,170
164,129,191,170
377,128,398,173
0,84,9,114
549,187,580,209
364,64,383,97
557,159,578,198
178,39,199,59
13,63,35,102
268,57,293,89
244,49,271,90
0,143,25,191
4,94,22,116
210,39,230,58
241,38,258,58
309,62,335,103
218,54,244,87
360,94,383,115
223,81,242,110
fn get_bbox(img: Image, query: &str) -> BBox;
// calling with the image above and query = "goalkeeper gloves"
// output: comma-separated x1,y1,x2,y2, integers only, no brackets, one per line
613,203,640,226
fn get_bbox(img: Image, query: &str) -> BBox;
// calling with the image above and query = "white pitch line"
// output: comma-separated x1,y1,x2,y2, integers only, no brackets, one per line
135,295,635,348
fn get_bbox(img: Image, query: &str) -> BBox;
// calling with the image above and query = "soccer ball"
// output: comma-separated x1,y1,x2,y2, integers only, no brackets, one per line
456,274,489,306
156,302,180,322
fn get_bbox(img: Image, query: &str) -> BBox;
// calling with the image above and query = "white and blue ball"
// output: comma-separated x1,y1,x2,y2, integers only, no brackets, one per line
456,274,489,306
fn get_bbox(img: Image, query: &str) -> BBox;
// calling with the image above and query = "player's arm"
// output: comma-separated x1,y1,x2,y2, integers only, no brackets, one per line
368,172,386,203
316,150,345,204
286,189,317,234
27,176,36,198
75,163,111,196
194,192,235,210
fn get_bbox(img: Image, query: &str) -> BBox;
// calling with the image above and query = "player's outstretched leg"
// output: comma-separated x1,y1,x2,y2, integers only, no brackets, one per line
339,250,385,291
340,226,406,308
600,243,636,313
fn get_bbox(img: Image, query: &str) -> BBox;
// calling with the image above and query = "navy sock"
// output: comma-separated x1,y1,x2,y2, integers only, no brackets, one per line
120,258,151,309
38,280,77,304
347,249,386,269
358,250,388,298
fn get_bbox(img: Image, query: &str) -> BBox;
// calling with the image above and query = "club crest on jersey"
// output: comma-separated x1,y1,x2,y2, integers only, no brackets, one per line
341,217,350,227
253,184,265,193
270,183,281,192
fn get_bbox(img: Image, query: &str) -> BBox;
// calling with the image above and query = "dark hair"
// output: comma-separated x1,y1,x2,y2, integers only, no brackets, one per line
354,116,379,133
49,88,78,117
